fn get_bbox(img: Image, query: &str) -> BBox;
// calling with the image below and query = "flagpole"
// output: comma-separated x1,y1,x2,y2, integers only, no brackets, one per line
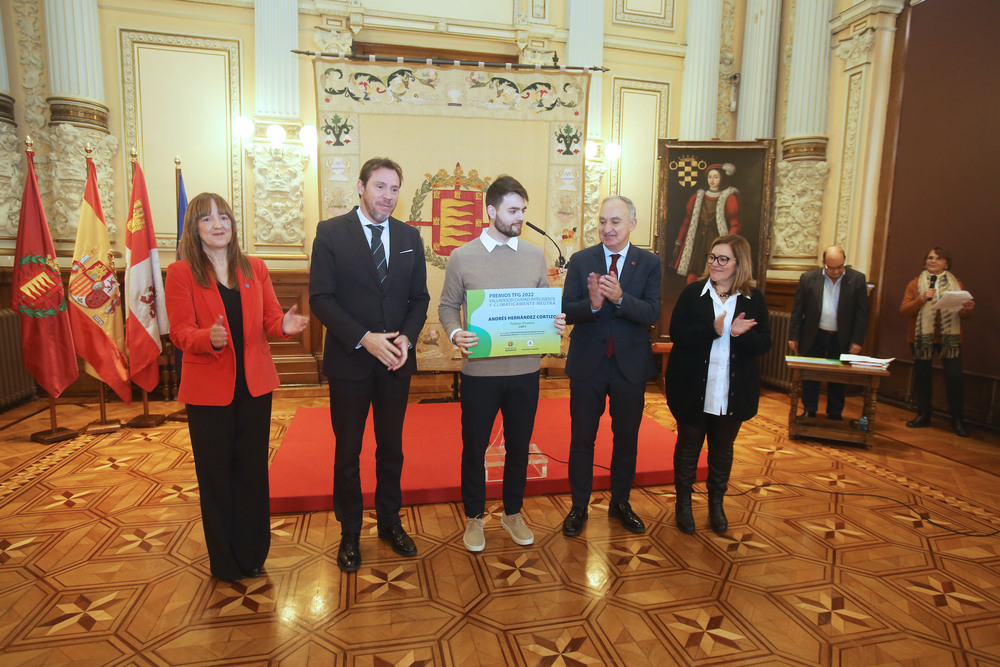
124,147,165,429
31,394,79,444
167,156,187,422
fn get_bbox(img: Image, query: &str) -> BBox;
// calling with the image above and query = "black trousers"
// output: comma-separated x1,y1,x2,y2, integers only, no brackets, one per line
460,371,539,518
568,356,645,507
912,346,964,419
801,329,845,417
673,413,743,496
187,383,272,581
329,367,411,534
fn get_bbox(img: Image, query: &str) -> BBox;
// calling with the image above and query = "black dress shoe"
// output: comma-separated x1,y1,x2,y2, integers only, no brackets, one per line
952,418,969,438
243,567,261,578
907,413,931,428
378,524,418,557
338,533,361,572
562,506,588,537
608,501,645,533
800,410,817,418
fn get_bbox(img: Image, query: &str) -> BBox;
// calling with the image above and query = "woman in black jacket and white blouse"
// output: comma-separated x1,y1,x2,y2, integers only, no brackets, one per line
665,234,771,535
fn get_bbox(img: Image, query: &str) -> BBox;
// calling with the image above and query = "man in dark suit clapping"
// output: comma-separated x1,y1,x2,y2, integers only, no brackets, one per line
788,245,870,420
561,196,661,537
309,157,429,572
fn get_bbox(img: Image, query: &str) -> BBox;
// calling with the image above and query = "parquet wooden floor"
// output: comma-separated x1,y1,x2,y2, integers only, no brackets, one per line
0,380,998,666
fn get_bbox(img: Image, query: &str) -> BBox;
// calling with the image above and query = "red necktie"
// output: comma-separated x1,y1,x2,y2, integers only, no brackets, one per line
605,253,620,357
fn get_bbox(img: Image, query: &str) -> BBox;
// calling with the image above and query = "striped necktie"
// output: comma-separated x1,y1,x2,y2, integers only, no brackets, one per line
367,224,387,283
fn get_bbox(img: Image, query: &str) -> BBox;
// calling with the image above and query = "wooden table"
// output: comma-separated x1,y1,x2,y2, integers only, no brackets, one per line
786,358,890,448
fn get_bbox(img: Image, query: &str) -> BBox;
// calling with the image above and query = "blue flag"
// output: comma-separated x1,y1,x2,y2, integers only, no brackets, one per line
176,170,187,253
174,168,188,387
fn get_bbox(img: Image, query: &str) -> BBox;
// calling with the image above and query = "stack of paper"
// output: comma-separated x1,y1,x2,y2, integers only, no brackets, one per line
839,353,894,370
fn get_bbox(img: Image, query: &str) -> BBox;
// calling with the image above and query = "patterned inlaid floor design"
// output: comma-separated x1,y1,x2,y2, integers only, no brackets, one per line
0,386,998,666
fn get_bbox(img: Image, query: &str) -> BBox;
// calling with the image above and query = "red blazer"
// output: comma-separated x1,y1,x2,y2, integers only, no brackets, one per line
165,257,287,406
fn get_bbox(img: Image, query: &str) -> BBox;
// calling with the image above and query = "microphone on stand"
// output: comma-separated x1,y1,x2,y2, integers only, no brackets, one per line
927,274,937,301
524,221,567,268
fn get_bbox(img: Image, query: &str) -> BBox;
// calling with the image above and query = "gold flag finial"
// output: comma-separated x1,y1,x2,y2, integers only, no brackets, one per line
175,155,182,167
25,136,34,153
85,143,93,155
130,146,138,161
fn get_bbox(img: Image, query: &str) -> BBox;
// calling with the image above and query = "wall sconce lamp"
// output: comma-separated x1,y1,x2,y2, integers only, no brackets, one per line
585,139,622,163
233,115,255,140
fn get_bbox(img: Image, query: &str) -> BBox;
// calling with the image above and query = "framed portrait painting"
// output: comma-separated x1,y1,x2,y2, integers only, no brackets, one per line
654,139,776,342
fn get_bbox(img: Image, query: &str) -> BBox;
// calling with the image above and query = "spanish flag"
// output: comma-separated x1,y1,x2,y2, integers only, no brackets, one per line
68,157,131,403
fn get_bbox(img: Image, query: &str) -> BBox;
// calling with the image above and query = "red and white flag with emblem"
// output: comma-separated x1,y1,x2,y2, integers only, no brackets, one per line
11,149,78,396
124,162,169,392
69,157,131,403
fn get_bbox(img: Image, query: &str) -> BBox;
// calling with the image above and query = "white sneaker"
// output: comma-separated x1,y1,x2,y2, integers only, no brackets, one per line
463,517,485,552
501,512,534,546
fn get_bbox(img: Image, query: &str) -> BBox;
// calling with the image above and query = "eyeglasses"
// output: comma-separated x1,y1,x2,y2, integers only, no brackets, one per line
824,264,845,271
706,254,732,266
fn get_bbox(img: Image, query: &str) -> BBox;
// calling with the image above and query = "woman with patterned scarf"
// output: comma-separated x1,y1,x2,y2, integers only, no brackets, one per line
900,247,976,436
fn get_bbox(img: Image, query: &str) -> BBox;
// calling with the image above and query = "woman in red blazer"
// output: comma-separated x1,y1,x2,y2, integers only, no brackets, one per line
165,193,307,583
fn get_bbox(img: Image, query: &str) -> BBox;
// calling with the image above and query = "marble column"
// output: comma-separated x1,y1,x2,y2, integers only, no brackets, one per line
43,0,118,239
246,0,308,254
568,0,605,246
0,8,21,238
679,0,723,140
771,0,834,274
735,0,781,141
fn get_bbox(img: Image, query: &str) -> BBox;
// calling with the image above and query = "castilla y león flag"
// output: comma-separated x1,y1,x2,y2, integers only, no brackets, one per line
11,149,78,396
69,157,131,403
124,162,169,392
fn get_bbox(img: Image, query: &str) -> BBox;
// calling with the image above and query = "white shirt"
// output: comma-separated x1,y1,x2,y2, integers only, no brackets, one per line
702,281,740,416
603,242,630,282
448,230,519,343
358,207,390,268
820,272,842,332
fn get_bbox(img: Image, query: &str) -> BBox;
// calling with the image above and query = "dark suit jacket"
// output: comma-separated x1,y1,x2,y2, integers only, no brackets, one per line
789,267,870,354
166,257,287,406
563,243,661,384
665,281,771,422
309,208,429,380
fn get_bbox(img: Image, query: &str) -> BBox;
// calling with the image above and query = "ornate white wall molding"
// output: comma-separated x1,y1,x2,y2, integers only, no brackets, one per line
716,0,737,140
46,125,119,240
15,0,47,133
834,72,864,251
582,159,606,249
521,48,557,66
245,141,309,248
613,0,675,29
314,27,354,54
0,124,23,238
773,159,829,259
836,29,876,70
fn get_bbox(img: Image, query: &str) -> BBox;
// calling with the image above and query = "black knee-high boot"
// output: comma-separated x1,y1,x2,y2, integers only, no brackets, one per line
673,428,701,535
707,448,733,535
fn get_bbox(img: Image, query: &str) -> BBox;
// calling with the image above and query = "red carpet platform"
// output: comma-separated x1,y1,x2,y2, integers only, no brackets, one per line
270,397,706,514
